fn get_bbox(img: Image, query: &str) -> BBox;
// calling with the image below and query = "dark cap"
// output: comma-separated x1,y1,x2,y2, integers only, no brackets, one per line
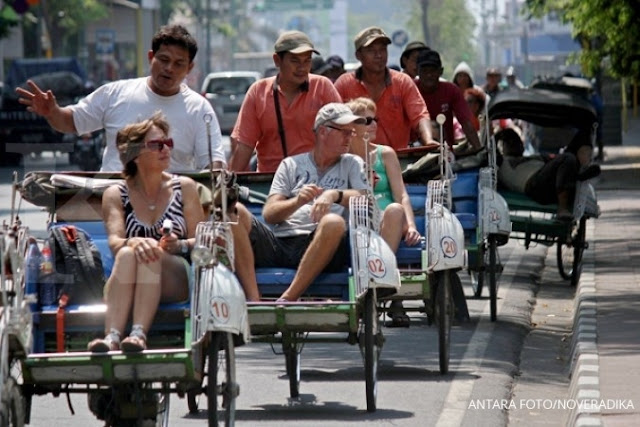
354,26,391,51
326,55,345,70
486,67,501,76
311,56,331,74
400,41,429,67
274,30,319,54
417,49,442,69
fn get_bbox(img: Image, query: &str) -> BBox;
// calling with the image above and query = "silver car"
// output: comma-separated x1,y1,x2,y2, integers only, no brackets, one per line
201,71,262,135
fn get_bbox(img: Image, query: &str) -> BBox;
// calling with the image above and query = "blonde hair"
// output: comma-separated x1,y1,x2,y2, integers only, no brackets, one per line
346,97,377,116
116,111,170,177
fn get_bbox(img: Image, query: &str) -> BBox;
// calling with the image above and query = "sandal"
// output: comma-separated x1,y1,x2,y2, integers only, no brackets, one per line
121,335,147,353
88,336,119,352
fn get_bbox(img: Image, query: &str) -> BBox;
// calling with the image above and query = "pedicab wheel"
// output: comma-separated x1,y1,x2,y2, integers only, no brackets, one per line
0,377,25,427
557,218,586,285
570,218,587,287
363,289,378,412
435,270,453,374
156,390,171,427
207,331,237,427
471,268,484,298
487,235,498,322
283,334,301,398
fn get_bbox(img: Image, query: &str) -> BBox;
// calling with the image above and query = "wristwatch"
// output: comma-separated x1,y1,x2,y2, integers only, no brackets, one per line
335,190,344,204
180,240,189,255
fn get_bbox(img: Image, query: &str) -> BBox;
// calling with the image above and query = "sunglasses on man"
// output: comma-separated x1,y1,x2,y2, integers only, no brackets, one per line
145,138,174,151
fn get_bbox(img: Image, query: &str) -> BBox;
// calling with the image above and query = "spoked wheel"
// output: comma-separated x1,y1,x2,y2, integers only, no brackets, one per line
363,289,379,412
434,270,453,374
570,218,587,287
557,218,587,286
0,377,25,427
207,331,237,427
487,235,498,322
283,334,301,399
155,391,170,427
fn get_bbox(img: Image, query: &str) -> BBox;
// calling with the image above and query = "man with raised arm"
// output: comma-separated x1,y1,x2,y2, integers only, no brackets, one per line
16,24,225,172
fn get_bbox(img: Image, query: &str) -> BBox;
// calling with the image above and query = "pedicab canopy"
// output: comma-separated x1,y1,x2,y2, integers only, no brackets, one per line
488,88,597,130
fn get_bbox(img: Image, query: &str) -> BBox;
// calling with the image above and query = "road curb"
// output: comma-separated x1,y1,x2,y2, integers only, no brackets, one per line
566,220,603,427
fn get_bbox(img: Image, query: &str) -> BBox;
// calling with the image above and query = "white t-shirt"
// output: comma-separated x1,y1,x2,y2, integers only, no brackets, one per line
268,152,368,237
71,77,226,172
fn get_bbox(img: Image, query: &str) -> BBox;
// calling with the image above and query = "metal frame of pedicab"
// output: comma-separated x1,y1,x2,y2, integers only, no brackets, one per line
0,172,34,426
6,168,249,427
236,159,402,413
378,114,470,372
489,88,601,287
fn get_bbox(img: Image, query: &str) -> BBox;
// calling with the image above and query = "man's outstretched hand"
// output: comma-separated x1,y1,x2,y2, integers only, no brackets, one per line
16,80,58,118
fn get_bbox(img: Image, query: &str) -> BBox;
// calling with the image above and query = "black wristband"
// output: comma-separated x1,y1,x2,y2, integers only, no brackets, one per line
335,190,344,204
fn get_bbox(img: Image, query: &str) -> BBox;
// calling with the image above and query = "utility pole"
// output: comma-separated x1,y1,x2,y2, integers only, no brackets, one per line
481,0,489,66
206,0,211,76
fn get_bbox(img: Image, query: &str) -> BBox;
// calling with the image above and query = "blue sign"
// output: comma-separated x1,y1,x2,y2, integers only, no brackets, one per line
95,29,115,56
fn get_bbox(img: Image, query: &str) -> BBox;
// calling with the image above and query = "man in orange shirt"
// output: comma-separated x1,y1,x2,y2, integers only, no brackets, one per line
334,26,437,151
229,31,342,172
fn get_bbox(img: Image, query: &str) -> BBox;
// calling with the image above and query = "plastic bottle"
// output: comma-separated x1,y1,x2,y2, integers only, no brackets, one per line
39,241,56,306
25,238,42,297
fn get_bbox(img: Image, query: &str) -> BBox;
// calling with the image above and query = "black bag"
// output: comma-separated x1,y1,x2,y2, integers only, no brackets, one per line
48,225,106,305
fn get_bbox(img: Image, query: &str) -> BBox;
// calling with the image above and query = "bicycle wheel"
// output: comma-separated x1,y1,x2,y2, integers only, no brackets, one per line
207,332,237,427
435,270,453,374
363,289,379,412
557,233,575,280
570,218,587,287
155,391,170,427
0,377,24,427
283,335,301,399
487,235,498,322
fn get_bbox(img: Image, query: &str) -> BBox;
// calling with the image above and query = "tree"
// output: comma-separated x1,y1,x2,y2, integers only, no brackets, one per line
406,0,477,74
37,0,108,57
524,0,640,79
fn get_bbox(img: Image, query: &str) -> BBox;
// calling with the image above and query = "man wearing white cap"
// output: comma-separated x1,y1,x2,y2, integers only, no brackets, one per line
230,30,342,172
230,103,368,301
334,26,437,151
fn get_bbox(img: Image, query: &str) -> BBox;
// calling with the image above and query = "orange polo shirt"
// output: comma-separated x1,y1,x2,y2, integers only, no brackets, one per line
334,68,430,151
231,74,341,172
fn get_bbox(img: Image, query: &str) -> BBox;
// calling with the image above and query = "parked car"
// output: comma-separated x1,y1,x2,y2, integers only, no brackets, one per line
201,71,262,134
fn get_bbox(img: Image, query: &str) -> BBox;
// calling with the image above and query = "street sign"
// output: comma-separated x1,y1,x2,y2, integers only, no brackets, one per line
95,29,115,56
263,0,334,11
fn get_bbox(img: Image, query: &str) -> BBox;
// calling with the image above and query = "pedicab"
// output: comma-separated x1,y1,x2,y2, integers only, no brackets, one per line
9,165,249,426
489,88,600,287
235,150,401,413
0,173,34,426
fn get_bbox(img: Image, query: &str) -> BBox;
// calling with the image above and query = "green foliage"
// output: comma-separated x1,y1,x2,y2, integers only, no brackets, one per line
0,5,20,40
39,0,109,56
406,0,477,73
523,0,640,79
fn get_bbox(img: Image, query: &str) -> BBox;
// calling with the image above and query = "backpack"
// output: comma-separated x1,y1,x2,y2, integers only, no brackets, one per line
47,225,106,306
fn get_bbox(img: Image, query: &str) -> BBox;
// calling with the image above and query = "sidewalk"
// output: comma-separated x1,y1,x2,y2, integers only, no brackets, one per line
568,112,640,426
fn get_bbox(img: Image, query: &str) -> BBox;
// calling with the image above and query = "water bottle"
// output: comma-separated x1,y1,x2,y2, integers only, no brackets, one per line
39,241,56,306
25,238,42,298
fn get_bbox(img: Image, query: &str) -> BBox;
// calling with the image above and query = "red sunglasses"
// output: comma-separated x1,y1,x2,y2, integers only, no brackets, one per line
145,138,174,151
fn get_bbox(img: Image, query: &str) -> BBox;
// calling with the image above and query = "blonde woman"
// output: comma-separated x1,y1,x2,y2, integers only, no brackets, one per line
347,97,421,327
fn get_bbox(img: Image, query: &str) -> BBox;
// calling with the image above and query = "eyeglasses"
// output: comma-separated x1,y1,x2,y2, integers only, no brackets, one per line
364,116,378,125
324,125,356,138
145,138,174,151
